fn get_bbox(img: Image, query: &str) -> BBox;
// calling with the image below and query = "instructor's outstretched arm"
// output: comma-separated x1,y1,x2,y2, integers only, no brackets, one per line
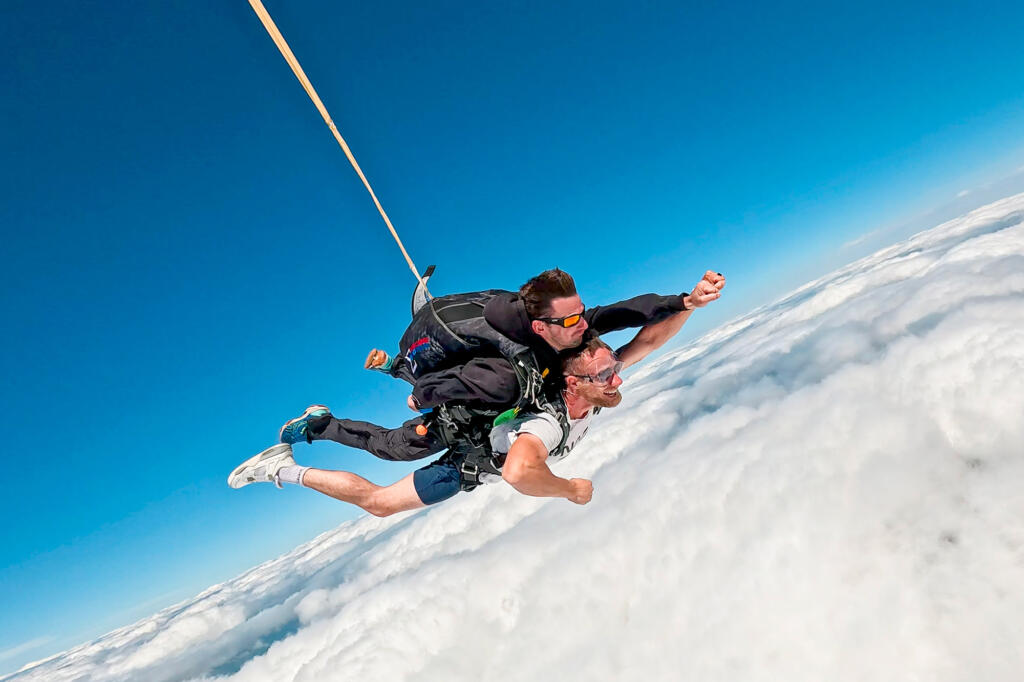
618,270,726,368
502,434,593,505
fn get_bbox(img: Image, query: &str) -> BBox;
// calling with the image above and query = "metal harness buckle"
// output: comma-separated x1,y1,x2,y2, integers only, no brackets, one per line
458,460,481,492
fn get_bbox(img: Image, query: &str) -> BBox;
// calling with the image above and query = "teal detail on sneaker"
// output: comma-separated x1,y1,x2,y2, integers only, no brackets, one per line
279,405,330,444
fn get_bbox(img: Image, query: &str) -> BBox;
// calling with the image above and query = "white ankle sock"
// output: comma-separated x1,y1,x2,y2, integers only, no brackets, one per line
276,465,310,487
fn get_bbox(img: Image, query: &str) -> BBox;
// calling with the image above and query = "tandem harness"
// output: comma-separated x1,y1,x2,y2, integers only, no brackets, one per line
433,353,572,491
397,267,570,490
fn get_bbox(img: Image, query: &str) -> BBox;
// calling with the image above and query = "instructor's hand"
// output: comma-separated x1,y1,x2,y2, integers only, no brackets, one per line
567,478,594,505
685,270,726,308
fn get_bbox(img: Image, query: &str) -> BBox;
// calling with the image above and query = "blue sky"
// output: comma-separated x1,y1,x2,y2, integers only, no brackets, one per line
2,0,1024,673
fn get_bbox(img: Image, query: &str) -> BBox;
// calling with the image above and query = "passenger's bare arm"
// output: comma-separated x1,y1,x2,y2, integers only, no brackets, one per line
501,434,593,504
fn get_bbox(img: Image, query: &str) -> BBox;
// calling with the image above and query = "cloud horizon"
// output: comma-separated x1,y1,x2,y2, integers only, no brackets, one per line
7,192,1024,682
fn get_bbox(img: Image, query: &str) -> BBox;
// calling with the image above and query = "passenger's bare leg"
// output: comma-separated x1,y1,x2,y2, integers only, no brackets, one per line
301,469,426,517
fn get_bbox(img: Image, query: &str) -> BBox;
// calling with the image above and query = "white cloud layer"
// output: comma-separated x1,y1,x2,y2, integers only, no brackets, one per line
7,194,1024,682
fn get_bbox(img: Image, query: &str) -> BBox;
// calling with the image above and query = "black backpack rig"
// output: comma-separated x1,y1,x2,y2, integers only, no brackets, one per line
396,267,570,491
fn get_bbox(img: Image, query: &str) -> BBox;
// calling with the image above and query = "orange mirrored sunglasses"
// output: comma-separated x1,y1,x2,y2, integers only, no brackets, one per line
535,309,585,328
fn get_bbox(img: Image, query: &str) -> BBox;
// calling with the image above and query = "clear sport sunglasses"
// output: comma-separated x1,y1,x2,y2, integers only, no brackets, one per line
570,360,623,384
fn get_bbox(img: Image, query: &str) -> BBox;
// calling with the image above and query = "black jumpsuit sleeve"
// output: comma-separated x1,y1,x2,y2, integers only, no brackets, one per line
584,293,688,334
411,357,521,409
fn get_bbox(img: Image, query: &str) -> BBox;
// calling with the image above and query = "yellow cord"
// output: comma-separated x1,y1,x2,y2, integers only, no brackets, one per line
247,0,430,296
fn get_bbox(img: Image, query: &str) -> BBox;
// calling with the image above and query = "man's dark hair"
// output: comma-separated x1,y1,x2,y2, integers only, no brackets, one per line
519,269,577,319
562,337,613,376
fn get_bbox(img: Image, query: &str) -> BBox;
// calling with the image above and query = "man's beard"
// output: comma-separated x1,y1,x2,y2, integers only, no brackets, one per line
579,384,622,408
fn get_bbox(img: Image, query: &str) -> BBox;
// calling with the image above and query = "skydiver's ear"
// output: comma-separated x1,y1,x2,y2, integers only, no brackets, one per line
531,319,547,336
564,375,579,395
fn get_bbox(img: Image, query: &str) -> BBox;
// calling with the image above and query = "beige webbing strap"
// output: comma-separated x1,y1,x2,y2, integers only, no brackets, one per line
247,0,430,296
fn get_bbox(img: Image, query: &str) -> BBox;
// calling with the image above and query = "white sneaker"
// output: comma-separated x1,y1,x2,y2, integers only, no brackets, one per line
228,443,296,489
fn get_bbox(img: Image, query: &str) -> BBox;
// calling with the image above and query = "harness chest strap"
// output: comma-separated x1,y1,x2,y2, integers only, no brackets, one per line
456,409,573,492
439,352,573,491
493,352,572,456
